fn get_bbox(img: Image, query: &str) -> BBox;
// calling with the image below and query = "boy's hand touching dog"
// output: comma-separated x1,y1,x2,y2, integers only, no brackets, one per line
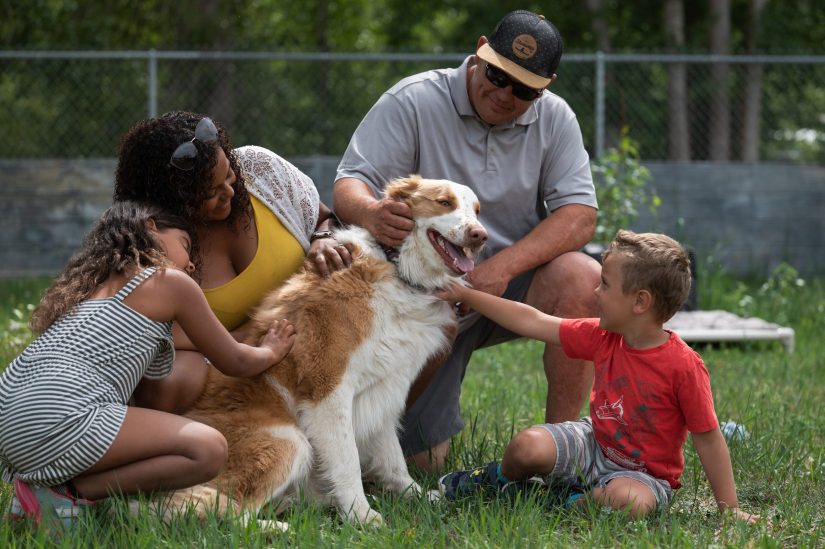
435,282,468,303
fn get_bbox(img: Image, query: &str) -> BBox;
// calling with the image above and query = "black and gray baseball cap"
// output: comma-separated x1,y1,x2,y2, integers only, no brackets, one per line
477,10,563,89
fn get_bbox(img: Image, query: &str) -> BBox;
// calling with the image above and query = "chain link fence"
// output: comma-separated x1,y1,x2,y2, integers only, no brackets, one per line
1,50,824,163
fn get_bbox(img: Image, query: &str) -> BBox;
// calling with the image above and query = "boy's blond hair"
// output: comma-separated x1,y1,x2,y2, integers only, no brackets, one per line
603,230,692,322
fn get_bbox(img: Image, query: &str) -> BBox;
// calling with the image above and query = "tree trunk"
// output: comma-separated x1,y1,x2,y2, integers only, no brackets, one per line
742,0,768,162
584,0,611,52
317,0,331,153
584,0,617,150
193,0,236,131
665,0,690,160
708,0,731,161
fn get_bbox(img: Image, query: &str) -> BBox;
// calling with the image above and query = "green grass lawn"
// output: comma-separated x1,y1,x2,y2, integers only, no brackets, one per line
1,265,823,547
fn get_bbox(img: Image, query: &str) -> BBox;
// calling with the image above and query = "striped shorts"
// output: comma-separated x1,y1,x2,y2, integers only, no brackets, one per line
537,416,673,510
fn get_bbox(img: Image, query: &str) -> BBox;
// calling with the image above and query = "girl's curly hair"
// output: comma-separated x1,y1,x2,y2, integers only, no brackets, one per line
113,111,252,266
30,201,193,334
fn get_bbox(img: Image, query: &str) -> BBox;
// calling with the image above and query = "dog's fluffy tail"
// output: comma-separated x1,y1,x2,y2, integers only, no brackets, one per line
127,484,237,522
128,485,290,531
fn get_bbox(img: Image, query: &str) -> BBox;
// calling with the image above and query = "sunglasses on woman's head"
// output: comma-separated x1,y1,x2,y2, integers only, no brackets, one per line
169,117,219,171
484,64,544,101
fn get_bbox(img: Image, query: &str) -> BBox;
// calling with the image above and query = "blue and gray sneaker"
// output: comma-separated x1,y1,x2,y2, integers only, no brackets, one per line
563,488,586,509
438,461,546,501
438,461,502,500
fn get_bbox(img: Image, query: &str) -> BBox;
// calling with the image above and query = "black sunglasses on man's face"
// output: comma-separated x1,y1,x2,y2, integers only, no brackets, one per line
484,64,544,101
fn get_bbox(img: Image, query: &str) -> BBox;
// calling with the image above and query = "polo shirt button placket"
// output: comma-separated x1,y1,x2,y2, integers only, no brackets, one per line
485,129,495,172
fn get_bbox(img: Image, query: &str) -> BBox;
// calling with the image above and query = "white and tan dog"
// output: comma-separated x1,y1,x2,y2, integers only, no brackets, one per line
163,175,487,529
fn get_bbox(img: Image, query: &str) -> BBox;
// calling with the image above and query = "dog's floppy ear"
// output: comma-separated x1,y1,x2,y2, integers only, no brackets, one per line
385,175,422,202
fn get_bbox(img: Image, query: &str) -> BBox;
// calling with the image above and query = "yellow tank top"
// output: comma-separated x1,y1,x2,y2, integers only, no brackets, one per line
204,196,305,331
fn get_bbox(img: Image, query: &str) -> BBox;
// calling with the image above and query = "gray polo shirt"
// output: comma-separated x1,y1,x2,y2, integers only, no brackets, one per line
336,56,597,259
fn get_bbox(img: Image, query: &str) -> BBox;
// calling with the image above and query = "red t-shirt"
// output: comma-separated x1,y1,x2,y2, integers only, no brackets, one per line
560,318,718,489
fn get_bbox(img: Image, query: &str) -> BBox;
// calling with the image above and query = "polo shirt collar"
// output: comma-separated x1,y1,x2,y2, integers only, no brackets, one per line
449,56,540,128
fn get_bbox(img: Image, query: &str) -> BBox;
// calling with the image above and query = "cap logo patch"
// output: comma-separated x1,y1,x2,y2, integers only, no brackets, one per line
512,34,537,59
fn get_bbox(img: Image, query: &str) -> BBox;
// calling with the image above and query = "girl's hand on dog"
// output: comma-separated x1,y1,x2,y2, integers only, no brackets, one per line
259,319,296,363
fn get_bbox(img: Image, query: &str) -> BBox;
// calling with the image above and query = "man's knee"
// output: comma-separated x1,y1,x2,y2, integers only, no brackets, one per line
526,252,600,317
407,440,450,473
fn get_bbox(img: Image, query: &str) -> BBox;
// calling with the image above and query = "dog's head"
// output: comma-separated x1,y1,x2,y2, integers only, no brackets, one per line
386,175,488,290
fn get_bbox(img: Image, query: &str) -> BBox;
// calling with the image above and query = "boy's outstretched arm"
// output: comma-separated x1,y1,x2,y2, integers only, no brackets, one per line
691,428,763,525
437,283,562,345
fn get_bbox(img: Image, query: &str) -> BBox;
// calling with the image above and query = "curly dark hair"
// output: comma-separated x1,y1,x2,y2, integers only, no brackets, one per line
30,201,194,334
113,111,252,257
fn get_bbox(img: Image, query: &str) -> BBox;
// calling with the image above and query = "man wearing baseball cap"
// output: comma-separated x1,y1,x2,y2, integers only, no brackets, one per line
334,10,600,472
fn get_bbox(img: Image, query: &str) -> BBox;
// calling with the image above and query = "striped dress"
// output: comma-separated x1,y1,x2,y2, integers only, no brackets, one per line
0,267,174,487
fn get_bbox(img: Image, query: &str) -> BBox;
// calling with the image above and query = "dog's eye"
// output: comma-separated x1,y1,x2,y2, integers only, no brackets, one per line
438,200,452,207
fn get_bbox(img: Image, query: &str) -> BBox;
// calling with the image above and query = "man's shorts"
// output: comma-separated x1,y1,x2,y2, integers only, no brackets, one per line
399,271,534,456
538,417,673,510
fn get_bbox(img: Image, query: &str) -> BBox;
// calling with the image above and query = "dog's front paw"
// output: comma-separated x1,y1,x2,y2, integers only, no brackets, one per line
348,506,384,528
400,481,423,498
426,488,442,502
380,476,423,498
364,508,384,527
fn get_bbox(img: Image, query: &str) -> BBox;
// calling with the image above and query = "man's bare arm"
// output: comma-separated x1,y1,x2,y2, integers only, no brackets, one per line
467,204,597,297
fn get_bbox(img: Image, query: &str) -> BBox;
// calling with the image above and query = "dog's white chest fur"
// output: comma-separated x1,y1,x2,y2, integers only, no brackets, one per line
346,280,453,440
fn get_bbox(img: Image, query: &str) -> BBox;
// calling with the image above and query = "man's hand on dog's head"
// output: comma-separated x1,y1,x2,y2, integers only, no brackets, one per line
368,199,414,248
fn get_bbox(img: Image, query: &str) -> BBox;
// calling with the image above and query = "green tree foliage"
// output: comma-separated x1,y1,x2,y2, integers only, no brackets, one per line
5,1,822,55
591,128,660,244
1,0,823,160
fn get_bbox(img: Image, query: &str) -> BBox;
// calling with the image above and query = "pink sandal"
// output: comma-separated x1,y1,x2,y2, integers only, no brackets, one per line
13,479,96,530
13,480,41,523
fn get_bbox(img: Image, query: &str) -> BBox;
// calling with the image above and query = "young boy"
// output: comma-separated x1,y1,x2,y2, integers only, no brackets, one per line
436,230,760,523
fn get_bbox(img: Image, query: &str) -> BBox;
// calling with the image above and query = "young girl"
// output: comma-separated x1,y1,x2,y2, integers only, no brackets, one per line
0,201,295,530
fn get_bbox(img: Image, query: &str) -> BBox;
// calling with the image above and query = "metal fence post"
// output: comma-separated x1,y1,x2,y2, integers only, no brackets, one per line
148,49,157,118
595,50,605,159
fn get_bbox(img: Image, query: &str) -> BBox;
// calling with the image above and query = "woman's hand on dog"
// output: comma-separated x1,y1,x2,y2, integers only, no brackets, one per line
259,319,297,364
309,238,355,278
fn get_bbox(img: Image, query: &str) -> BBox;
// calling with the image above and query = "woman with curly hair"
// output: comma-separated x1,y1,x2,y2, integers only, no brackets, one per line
1,201,295,529
114,111,350,415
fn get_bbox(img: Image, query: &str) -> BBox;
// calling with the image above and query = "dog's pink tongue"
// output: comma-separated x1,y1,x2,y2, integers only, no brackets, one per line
444,241,475,273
